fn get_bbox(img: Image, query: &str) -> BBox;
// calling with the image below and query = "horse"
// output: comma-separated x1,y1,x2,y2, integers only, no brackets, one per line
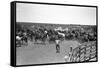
16,31,28,47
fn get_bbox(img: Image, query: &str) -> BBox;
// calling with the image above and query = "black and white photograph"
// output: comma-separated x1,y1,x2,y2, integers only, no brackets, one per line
11,1,97,66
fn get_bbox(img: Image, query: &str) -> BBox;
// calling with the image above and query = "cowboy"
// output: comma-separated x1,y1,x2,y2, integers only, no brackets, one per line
55,39,61,53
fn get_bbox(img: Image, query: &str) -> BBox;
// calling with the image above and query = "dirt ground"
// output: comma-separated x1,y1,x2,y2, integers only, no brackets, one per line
16,40,81,65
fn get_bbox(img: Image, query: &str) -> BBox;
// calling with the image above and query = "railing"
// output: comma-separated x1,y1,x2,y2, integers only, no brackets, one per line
69,41,97,62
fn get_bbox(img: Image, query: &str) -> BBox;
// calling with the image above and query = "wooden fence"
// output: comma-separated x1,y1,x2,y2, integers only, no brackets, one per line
69,41,97,62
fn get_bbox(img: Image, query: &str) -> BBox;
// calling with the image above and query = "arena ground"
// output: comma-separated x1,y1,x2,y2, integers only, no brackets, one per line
16,40,81,65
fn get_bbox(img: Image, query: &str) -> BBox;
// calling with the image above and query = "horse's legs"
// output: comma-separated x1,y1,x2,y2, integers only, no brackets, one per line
34,38,37,44
19,40,22,47
16,40,21,47
25,38,28,46
41,37,46,45
30,36,33,41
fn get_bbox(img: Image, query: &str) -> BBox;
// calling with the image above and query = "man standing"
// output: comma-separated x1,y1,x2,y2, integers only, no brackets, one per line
55,39,60,53
64,47,73,62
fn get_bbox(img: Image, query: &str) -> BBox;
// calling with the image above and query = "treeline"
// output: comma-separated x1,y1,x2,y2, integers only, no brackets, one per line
16,23,97,44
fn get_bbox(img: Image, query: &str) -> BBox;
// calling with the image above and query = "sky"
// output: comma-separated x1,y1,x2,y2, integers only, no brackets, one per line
16,3,96,25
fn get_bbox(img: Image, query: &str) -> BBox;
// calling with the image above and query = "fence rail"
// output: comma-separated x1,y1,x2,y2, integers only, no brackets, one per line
69,41,97,62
